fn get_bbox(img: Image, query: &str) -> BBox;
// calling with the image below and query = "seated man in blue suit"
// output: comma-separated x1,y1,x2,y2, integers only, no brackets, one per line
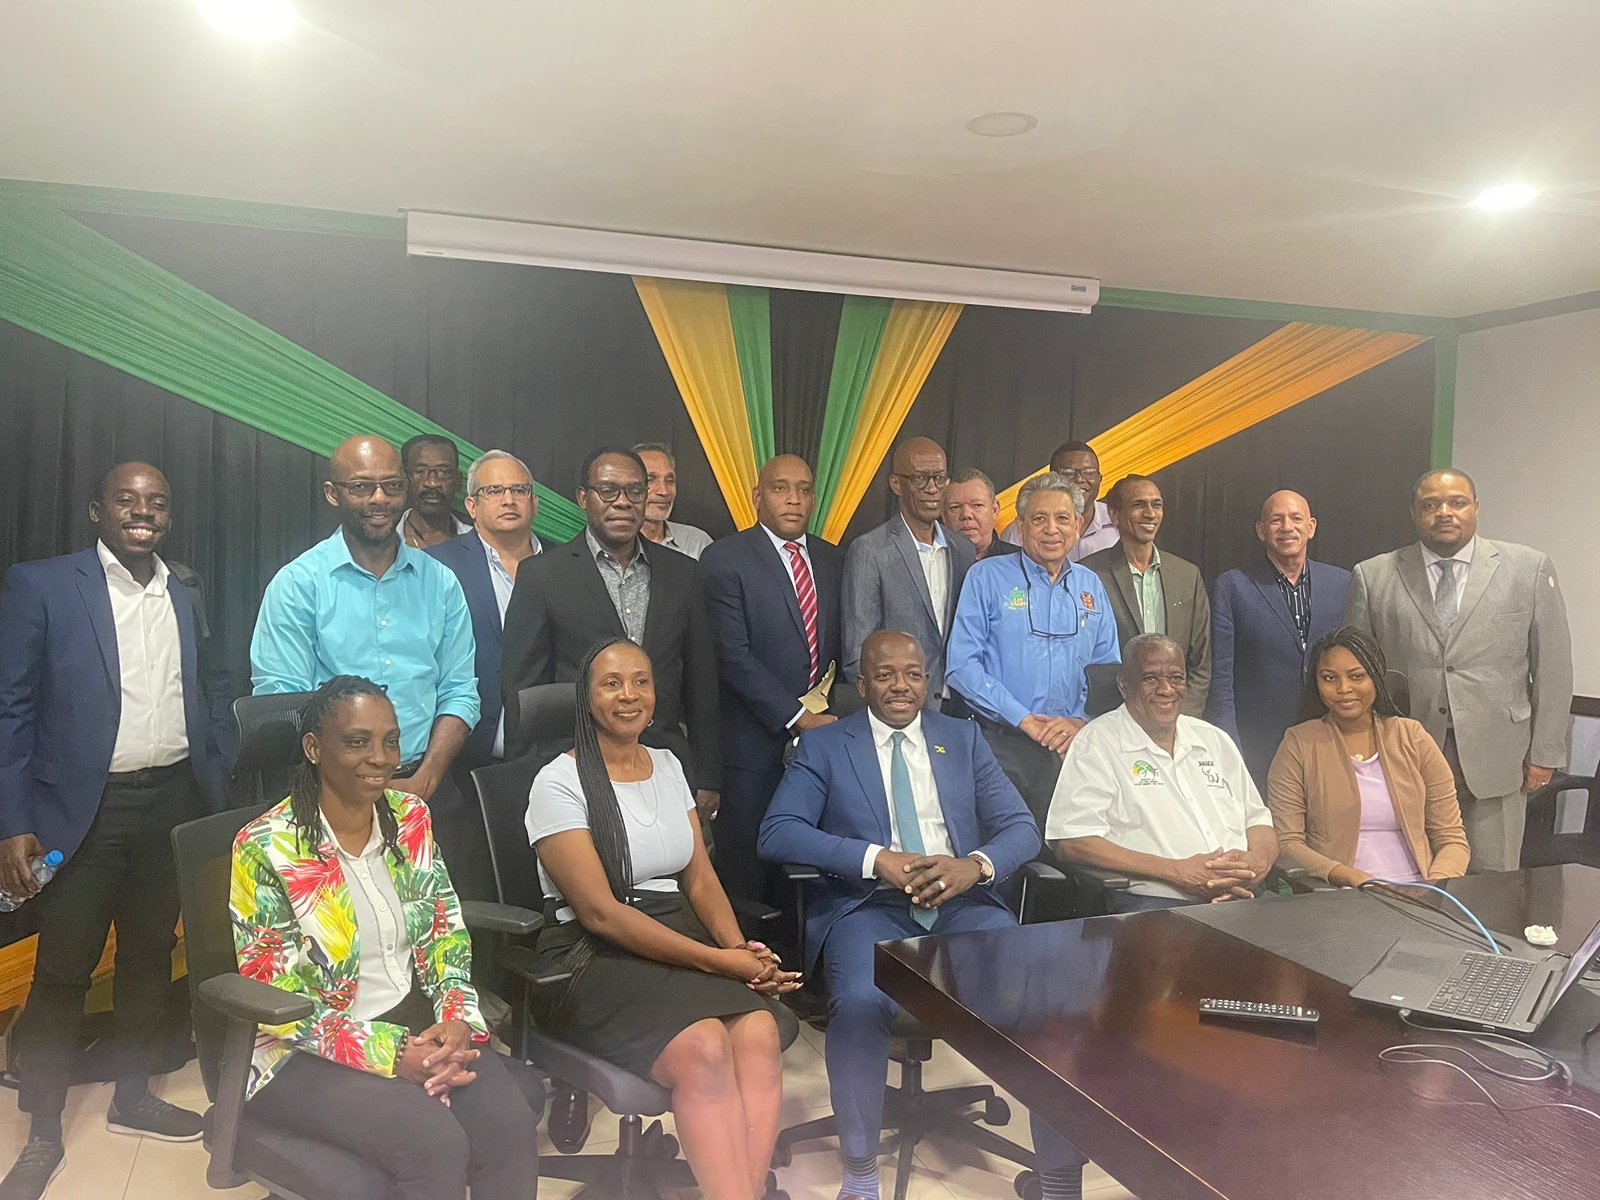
0,463,235,1199
759,630,1087,1200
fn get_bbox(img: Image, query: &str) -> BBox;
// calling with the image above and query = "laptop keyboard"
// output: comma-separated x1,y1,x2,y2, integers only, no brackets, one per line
1429,952,1535,1023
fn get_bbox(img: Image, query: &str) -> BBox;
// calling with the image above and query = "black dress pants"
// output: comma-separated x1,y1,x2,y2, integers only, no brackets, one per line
715,762,786,904
247,990,540,1200
16,761,205,1119
976,717,1065,828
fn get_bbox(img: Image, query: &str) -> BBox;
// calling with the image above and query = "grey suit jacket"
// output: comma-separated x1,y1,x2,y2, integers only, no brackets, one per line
841,516,975,700
1081,545,1212,717
1344,538,1572,799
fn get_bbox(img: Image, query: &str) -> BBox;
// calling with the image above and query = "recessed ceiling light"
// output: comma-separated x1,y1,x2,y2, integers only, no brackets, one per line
1472,183,1537,212
966,112,1038,138
198,0,297,42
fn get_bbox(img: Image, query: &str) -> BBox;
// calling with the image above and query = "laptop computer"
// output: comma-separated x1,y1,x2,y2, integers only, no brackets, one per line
1350,916,1600,1034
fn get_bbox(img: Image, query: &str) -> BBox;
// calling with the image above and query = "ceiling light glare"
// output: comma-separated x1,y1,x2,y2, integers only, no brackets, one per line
198,0,297,42
965,112,1039,138
1472,183,1537,212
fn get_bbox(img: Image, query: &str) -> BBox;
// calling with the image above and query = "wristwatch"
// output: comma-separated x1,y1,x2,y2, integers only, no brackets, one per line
967,852,996,884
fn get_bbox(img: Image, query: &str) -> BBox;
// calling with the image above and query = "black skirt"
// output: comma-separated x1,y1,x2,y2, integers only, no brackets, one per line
531,891,771,1080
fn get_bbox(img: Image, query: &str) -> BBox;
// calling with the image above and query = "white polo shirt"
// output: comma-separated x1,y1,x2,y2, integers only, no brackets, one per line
1045,705,1272,899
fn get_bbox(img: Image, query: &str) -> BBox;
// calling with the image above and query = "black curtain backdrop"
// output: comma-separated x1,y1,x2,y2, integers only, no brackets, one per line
0,212,1435,704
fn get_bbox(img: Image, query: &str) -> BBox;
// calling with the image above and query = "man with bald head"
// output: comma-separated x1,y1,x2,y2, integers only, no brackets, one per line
251,435,487,892
0,463,235,1191
842,436,975,705
1208,490,1351,786
700,454,844,901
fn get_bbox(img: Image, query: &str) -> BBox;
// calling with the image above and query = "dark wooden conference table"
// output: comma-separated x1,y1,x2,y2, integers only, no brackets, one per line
875,865,1600,1200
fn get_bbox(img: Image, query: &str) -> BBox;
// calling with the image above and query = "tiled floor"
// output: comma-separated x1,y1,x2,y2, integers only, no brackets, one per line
0,1022,1135,1199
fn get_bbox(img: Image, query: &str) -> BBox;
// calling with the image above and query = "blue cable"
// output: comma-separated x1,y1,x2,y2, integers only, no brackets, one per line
1363,879,1502,954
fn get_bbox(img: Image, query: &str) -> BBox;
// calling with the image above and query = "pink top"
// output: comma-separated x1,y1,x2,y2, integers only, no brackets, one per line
1350,755,1422,883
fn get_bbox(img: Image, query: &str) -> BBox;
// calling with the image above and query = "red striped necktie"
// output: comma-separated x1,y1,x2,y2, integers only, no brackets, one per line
784,541,820,686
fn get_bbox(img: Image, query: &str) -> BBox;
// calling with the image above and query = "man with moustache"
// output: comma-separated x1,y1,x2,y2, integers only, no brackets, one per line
948,472,1121,824
0,463,235,1198
943,467,1020,562
699,454,843,903
634,442,714,559
251,435,484,892
998,441,1121,563
398,434,471,550
1208,491,1351,788
1345,470,1571,871
1048,635,1277,911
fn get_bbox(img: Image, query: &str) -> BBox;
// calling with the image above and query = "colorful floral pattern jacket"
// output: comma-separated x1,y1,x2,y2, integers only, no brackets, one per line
230,791,486,1097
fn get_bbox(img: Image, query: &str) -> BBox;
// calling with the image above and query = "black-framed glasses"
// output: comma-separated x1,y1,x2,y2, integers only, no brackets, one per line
895,471,950,492
473,483,534,499
329,478,408,498
583,482,648,505
1019,557,1081,639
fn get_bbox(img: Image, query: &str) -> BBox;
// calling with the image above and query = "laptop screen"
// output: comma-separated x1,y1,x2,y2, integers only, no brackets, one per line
1549,917,1600,1009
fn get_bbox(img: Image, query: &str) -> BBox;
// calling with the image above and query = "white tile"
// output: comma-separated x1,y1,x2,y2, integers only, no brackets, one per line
0,1107,140,1200
122,1136,267,1200
148,1060,209,1111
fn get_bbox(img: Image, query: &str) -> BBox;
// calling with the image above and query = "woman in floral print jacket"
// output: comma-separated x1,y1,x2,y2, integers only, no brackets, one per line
230,676,539,1200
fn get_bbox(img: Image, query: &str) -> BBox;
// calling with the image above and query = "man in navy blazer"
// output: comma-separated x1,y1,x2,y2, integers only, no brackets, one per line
700,454,843,902
759,631,1083,1200
0,463,234,1192
1208,490,1350,785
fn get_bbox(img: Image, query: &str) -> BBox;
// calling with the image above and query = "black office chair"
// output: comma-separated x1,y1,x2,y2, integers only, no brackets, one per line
230,693,315,807
470,749,802,1200
1523,773,1600,869
171,806,548,1200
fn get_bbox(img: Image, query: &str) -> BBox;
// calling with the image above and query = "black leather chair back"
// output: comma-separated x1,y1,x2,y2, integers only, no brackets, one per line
1384,670,1411,718
471,757,549,913
1523,776,1600,869
516,683,578,762
231,693,314,806
171,804,270,1101
1085,662,1122,718
829,684,865,718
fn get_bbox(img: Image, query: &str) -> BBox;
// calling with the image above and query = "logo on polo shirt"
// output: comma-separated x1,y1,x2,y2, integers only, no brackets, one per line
1198,759,1233,794
1131,760,1160,785
1006,587,1029,610
1081,592,1096,612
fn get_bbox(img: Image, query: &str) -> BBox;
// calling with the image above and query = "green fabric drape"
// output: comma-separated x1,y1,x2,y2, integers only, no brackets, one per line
0,202,587,541
726,285,775,467
810,295,892,534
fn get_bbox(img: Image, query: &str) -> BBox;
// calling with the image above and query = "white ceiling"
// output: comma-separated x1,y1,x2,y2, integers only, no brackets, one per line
3,0,1599,317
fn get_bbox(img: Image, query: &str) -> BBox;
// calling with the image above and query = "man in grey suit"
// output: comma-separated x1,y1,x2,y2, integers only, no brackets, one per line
1345,469,1572,871
842,437,975,705
1081,475,1211,716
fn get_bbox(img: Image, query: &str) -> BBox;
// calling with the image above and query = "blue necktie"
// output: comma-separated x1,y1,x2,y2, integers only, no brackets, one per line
890,731,937,930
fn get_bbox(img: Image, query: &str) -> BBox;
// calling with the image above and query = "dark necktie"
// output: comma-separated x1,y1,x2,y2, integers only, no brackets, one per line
1435,558,1459,630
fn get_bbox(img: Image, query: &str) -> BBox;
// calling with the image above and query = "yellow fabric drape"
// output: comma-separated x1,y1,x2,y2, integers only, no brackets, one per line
995,322,1427,529
820,300,962,542
633,277,760,529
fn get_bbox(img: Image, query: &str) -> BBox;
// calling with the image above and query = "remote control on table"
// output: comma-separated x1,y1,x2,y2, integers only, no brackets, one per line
1198,998,1319,1026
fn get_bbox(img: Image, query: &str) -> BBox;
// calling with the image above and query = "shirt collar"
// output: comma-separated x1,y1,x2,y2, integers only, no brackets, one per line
586,527,647,567
761,523,807,555
97,540,169,594
1420,537,1476,570
1019,550,1077,589
1127,545,1162,576
1111,704,1207,759
324,526,418,578
901,515,946,550
400,508,470,538
1269,556,1310,588
867,709,924,750
1085,500,1115,533
323,810,384,861
481,530,542,569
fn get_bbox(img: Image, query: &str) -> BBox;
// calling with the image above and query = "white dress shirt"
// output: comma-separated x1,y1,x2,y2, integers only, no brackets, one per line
904,517,951,636
480,531,544,758
1001,500,1121,563
1420,537,1475,609
860,711,956,877
1045,706,1273,899
328,814,415,1022
99,542,189,772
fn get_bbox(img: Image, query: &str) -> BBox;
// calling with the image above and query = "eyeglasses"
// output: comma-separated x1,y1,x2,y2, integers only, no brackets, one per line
329,478,408,499
408,465,458,482
895,472,950,492
1018,557,1081,639
473,484,534,499
583,482,648,505
1056,466,1102,482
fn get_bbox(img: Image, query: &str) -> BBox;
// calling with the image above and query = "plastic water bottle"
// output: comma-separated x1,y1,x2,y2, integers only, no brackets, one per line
0,851,64,912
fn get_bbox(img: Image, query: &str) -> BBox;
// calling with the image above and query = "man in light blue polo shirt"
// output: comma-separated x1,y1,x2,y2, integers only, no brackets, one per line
947,471,1120,823
251,435,486,893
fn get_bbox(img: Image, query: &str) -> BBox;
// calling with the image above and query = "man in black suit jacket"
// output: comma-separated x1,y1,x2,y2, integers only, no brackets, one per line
500,447,721,807
700,454,844,901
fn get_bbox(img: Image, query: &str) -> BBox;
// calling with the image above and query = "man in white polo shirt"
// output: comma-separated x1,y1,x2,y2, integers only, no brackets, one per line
1047,633,1277,912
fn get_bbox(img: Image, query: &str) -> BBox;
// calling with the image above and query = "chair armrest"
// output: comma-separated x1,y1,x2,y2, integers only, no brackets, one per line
783,862,821,882
1061,861,1132,890
199,973,314,1026
502,944,575,987
1016,860,1066,883
461,901,545,937
1274,866,1337,894
1527,773,1593,805
729,896,781,924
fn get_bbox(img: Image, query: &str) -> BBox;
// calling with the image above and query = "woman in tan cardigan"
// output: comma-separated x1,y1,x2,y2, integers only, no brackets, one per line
1267,625,1470,886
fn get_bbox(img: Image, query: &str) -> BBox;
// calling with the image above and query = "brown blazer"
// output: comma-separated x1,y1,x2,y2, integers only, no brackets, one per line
1266,714,1470,882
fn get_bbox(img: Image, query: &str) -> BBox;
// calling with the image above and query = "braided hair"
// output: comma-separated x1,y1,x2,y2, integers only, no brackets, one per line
572,638,638,905
288,675,403,861
1296,625,1402,723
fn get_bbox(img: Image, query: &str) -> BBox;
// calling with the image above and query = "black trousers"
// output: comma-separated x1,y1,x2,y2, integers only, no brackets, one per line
398,764,494,903
16,761,205,1119
975,717,1065,829
715,762,786,904
248,991,540,1200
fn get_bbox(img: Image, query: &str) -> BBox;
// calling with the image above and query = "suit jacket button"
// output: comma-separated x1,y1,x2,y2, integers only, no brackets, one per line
1445,665,1454,673
1439,706,1448,715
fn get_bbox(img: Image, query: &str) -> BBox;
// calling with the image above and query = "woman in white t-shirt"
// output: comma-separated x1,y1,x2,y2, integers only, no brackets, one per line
526,638,799,1200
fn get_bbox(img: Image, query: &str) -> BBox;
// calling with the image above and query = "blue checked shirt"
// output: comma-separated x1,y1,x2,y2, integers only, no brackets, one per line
947,553,1121,728
251,529,480,764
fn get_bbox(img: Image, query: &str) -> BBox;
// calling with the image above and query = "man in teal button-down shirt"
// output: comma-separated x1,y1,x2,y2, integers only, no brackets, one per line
948,471,1120,823
250,435,486,892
